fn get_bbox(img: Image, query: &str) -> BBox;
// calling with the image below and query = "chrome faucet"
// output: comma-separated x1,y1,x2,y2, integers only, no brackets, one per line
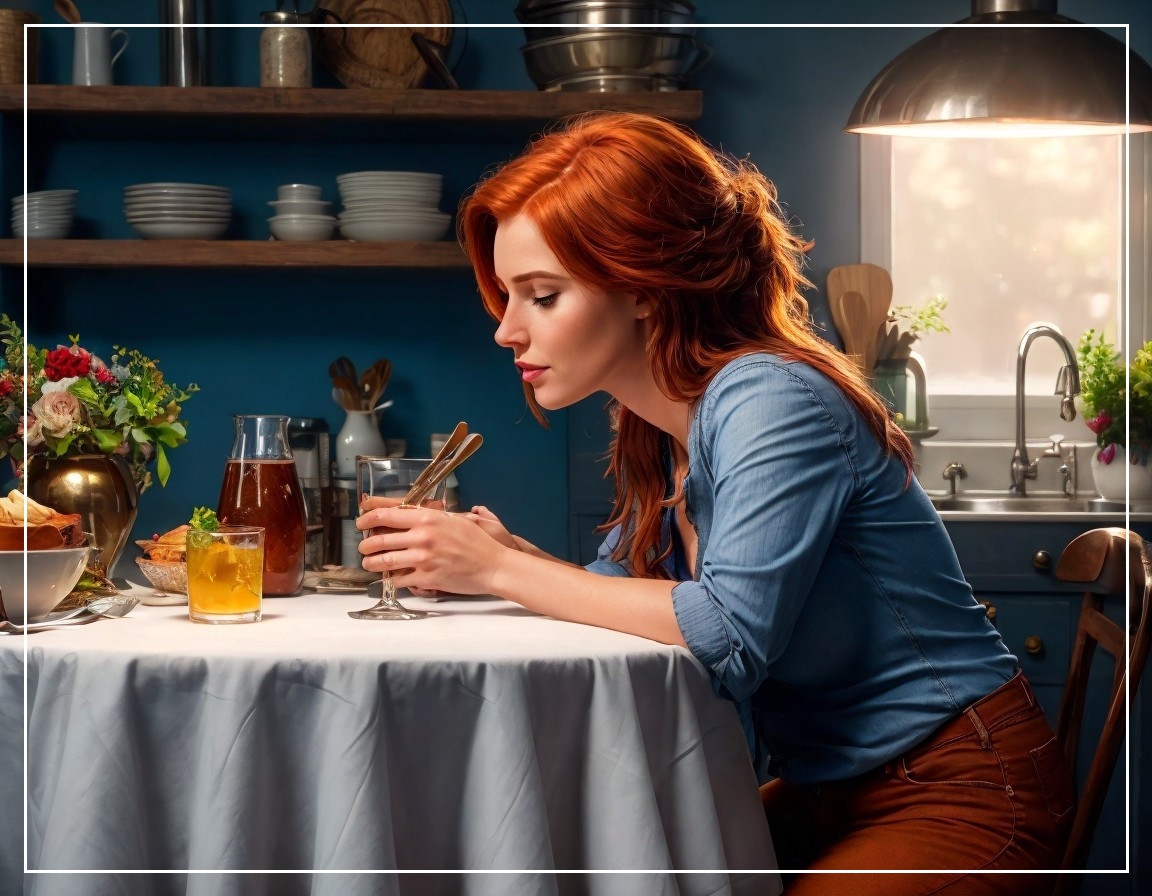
1010,323,1081,496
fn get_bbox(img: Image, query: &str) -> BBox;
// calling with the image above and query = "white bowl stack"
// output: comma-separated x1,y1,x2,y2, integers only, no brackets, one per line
268,183,336,241
124,182,232,240
12,190,78,239
337,171,451,242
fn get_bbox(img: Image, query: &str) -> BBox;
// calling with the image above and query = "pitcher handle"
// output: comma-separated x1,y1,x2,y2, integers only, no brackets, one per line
110,29,129,67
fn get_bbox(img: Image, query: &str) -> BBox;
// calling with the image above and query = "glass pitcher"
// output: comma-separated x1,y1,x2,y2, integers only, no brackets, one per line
217,415,307,596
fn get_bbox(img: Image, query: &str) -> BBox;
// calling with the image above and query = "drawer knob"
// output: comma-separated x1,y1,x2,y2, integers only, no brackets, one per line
980,600,997,620
1024,635,1044,656
1032,550,1052,571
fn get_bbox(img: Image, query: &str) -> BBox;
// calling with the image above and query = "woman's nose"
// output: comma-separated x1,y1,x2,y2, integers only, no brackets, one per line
494,306,523,349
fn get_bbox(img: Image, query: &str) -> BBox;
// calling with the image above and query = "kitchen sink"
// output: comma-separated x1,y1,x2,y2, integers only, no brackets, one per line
930,495,1127,514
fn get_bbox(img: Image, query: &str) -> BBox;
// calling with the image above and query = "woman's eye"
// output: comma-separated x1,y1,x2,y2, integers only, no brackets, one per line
532,293,559,308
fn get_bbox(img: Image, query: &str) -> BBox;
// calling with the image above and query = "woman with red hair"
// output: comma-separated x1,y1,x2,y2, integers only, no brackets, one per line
356,112,1072,890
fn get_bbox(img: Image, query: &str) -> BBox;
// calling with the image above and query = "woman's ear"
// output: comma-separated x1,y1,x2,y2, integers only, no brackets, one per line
634,294,654,321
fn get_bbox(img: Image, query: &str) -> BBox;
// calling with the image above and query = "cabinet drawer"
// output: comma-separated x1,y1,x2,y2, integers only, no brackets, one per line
977,593,1074,686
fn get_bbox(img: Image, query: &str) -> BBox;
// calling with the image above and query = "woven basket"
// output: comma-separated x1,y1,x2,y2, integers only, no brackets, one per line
0,9,39,85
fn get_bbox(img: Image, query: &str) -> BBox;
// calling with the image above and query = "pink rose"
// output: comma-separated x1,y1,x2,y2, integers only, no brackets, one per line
1099,443,1117,465
30,391,80,439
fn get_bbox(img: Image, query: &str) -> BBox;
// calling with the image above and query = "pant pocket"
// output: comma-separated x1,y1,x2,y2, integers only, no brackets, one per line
1030,736,1076,820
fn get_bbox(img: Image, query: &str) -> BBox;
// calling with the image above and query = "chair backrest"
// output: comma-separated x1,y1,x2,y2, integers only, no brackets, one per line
1052,527,1152,887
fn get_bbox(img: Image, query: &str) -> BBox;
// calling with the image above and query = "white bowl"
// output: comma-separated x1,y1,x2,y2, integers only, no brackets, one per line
0,546,89,624
14,198,76,209
269,199,332,215
337,171,441,183
15,189,78,201
269,216,336,241
125,211,231,221
339,218,450,241
339,187,441,201
13,213,74,223
125,182,230,193
277,183,322,200
14,221,72,238
131,220,230,240
125,198,232,210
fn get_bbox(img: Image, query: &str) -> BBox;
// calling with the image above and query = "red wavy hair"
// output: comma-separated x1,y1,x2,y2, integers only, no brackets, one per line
459,112,913,578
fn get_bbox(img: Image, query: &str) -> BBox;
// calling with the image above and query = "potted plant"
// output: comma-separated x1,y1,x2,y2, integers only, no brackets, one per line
1077,329,1152,501
873,295,949,432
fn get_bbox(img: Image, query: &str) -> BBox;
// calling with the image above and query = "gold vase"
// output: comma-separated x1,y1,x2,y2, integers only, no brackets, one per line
26,454,139,575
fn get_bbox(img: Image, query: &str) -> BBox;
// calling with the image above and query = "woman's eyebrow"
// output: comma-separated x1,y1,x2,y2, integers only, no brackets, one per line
510,270,569,284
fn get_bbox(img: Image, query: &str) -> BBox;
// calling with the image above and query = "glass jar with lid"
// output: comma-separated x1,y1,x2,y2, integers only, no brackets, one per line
259,10,312,88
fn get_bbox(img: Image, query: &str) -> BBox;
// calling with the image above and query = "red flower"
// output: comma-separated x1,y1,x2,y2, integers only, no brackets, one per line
44,346,91,381
94,367,116,385
1099,443,1117,465
1085,411,1112,435
0,378,12,398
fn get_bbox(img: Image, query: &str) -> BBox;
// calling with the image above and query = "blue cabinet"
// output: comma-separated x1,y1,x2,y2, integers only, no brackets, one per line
943,517,1151,895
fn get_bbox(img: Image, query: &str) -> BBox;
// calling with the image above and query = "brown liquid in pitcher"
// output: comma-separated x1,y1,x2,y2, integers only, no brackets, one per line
218,458,306,596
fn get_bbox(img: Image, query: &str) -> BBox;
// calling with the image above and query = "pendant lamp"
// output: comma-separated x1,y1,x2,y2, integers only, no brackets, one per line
844,0,1152,137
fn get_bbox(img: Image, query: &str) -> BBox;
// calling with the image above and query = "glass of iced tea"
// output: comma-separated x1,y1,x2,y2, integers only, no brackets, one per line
186,526,265,624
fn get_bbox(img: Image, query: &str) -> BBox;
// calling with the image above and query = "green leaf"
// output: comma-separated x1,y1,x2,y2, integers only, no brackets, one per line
130,427,148,443
156,443,171,487
92,428,122,453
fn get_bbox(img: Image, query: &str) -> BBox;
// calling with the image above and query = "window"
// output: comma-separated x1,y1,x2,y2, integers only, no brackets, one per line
861,134,1148,440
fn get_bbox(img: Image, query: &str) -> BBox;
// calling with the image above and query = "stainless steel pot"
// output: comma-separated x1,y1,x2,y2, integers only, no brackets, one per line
520,29,709,89
518,0,697,39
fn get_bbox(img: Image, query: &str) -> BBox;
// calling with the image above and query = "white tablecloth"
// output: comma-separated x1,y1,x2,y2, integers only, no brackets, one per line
1,585,780,896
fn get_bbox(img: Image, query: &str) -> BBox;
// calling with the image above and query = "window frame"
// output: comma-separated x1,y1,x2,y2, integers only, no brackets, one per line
859,133,1150,442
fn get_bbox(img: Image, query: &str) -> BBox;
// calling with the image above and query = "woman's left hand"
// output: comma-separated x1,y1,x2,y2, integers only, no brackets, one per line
355,503,509,595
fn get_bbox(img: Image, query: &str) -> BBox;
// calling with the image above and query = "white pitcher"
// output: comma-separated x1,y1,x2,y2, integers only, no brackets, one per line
335,410,386,479
72,23,129,86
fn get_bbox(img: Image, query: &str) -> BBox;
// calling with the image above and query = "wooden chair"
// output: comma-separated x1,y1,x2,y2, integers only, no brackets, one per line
1052,527,1152,893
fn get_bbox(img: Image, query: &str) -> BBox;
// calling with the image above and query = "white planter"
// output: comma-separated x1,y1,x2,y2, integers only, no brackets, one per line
1090,444,1152,503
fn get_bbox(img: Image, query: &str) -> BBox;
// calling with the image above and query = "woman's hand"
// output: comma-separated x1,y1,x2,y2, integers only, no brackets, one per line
467,505,522,552
354,503,513,595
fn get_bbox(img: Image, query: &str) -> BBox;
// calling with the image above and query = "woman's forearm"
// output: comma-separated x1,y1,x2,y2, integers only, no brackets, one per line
510,535,581,567
488,548,688,647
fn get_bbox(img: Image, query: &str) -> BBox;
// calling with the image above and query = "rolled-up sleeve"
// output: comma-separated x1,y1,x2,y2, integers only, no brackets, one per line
672,361,857,703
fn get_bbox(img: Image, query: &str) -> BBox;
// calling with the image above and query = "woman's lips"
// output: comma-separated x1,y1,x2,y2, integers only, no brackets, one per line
519,366,547,383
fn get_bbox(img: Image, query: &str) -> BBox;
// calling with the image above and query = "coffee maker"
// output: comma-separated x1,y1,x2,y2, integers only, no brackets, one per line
287,417,335,569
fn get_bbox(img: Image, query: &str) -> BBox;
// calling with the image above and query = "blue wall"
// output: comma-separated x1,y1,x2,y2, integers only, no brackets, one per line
2,1,1149,572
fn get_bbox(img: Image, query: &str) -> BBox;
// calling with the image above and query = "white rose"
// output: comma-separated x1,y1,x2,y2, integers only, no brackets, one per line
30,391,81,439
40,376,79,394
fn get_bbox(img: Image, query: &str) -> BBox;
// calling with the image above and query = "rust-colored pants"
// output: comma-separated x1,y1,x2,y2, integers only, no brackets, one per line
760,671,1075,895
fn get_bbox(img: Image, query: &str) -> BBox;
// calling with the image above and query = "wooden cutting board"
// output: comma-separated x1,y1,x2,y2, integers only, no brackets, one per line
317,0,453,90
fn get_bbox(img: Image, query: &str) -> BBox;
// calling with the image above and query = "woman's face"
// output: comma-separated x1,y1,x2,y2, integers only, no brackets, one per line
491,213,650,410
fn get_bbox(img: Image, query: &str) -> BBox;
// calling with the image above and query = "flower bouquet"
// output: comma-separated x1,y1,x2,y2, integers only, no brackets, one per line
0,314,198,492
1077,329,1152,466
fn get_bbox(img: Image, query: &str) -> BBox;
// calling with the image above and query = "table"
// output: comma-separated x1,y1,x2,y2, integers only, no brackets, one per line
1,585,780,896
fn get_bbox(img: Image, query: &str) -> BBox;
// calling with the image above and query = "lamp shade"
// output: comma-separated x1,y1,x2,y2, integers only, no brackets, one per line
845,0,1152,137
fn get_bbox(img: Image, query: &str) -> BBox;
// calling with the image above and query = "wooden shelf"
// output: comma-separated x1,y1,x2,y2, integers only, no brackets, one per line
0,239,471,269
0,85,702,125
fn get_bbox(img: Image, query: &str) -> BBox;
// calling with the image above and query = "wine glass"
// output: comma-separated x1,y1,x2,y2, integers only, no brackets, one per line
349,456,445,621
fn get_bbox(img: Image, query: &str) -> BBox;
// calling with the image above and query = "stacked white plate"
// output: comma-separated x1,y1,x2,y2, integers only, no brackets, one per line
12,190,77,239
337,171,451,242
124,183,232,240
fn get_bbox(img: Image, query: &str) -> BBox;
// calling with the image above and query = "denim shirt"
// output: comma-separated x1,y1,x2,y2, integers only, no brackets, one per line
586,353,1017,785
